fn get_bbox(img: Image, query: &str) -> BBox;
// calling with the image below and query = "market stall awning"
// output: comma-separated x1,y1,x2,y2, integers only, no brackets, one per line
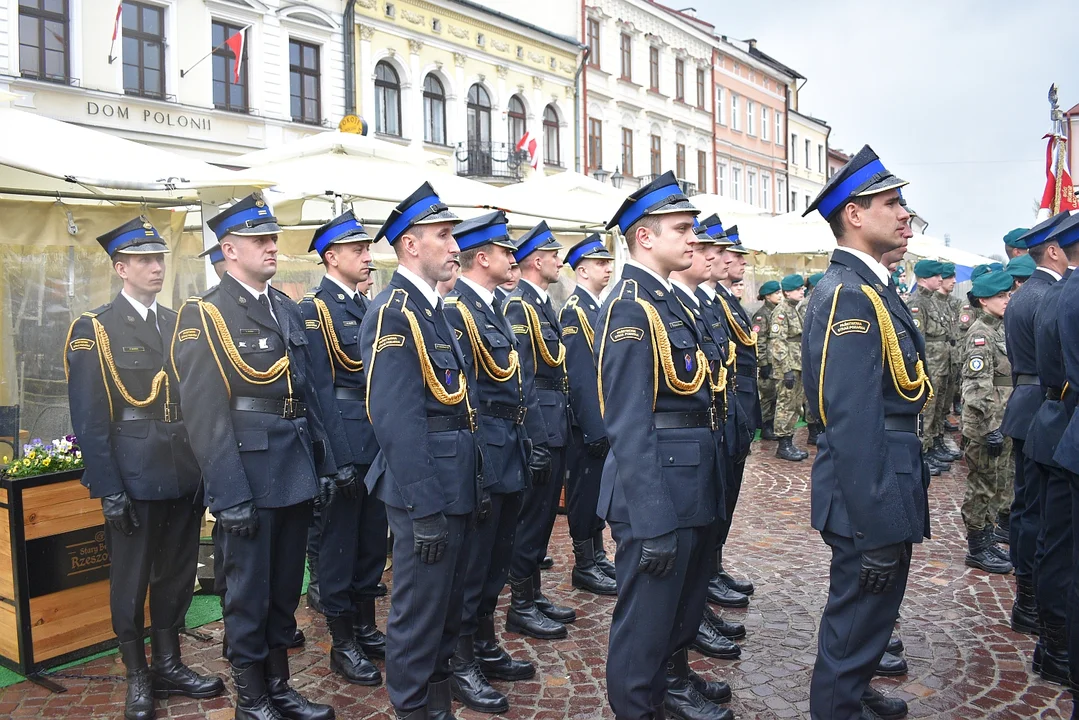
495,171,627,228
233,129,448,169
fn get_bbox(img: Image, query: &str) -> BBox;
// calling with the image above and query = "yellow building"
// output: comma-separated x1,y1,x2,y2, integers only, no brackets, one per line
351,0,583,182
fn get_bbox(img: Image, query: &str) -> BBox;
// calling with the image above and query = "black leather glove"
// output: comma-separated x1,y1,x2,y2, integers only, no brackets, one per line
333,463,360,501
413,512,449,564
783,371,797,389
217,500,259,538
314,475,337,509
529,443,552,486
858,543,906,594
101,492,139,536
759,364,773,381
586,437,610,458
638,531,678,577
477,490,492,523
986,429,1005,458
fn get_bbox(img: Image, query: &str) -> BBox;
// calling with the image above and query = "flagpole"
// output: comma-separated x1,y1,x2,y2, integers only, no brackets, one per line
179,25,249,78
1050,84,1066,216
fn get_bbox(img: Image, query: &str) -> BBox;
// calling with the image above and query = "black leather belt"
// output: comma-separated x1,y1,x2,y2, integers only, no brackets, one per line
534,376,569,393
479,401,527,425
993,377,1014,387
427,412,476,432
1047,386,1065,402
334,387,366,402
231,396,308,419
884,414,923,436
654,409,718,431
1014,374,1040,387
117,404,181,423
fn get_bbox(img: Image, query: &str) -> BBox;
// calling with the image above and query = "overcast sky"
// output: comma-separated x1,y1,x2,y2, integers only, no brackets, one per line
692,0,1079,257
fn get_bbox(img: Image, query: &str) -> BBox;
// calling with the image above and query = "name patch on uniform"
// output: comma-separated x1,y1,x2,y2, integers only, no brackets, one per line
305,319,321,330
375,334,406,352
973,337,986,346
610,327,644,343
122,347,145,353
69,338,95,352
830,319,871,336
240,328,260,335
969,357,984,372
177,328,201,343
342,320,358,327
434,343,452,351
562,326,578,336
511,324,529,334
669,320,684,328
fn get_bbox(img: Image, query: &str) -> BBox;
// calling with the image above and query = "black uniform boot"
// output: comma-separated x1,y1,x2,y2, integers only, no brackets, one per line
669,647,732,704
539,556,554,570
806,422,821,447
715,547,754,596
427,678,456,720
664,648,734,720
505,574,566,639
265,647,335,720
874,651,908,677
353,598,386,659
118,639,155,720
1011,576,1040,635
965,528,1013,574
704,605,746,640
691,608,741,659
706,572,749,608
449,634,509,713
393,709,427,720
572,539,618,595
934,435,962,461
593,529,617,579
533,569,576,623
1039,621,1071,685
994,511,1011,545
776,436,805,462
287,628,306,649
232,662,285,720
149,627,225,700
760,419,778,441
861,684,908,720
327,614,381,685
475,612,534,681
886,633,904,655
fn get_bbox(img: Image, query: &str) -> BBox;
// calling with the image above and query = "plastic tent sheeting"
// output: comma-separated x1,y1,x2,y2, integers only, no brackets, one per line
233,130,449,171
688,193,771,221
0,107,272,204
496,171,627,229
735,211,838,255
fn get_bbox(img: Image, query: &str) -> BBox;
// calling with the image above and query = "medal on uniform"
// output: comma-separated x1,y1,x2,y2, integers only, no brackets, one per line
685,353,693,371
445,369,453,386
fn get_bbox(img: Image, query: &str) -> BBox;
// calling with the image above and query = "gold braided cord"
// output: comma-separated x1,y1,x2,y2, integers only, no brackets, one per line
446,299,520,383
596,296,657,414
63,317,116,419
91,318,170,411
313,298,364,383
716,294,759,348
726,340,736,367
574,306,596,351
196,302,232,397
635,299,708,396
198,301,291,385
401,306,468,406
507,297,566,368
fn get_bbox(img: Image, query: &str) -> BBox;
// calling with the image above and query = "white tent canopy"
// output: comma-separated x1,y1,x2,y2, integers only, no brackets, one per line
495,170,627,229
234,130,448,170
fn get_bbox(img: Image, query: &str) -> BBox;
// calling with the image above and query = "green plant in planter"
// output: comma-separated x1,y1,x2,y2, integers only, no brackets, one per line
2,435,84,479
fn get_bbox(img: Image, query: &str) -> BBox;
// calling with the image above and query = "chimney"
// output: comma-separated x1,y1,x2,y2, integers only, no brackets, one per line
747,38,757,49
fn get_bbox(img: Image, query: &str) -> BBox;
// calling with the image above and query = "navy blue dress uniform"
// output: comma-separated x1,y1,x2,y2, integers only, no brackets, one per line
359,183,481,720
503,222,579,634
597,173,728,720
443,211,550,712
1002,213,1072,609
801,147,929,720
65,218,224,719
173,194,339,720
559,234,619,597
298,211,386,686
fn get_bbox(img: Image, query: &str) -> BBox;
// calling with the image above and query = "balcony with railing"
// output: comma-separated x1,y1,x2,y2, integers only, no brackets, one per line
455,141,528,183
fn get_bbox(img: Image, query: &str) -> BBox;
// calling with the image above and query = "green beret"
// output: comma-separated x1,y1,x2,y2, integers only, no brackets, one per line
1003,227,1030,248
940,262,956,279
807,272,825,287
970,264,992,280
757,280,781,298
781,274,805,292
970,270,1014,298
1005,254,1036,279
913,259,944,278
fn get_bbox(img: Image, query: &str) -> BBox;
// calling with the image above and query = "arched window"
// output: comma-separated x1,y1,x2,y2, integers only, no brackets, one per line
507,94,526,145
466,84,491,144
543,105,561,166
423,74,446,144
374,61,401,136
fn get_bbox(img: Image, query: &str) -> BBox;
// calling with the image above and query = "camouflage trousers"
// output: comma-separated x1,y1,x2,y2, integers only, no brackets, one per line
921,364,954,452
934,363,958,433
759,376,777,423
774,370,805,437
962,437,1014,531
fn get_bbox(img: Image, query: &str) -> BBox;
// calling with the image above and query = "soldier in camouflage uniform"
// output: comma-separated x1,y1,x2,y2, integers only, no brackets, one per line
960,270,1015,574
752,280,782,441
770,274,808,462
907,259,961,473
799,273,825,446
938,263,963,439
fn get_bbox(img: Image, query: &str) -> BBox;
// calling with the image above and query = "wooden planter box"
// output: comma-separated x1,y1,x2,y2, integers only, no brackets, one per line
0,468,120,686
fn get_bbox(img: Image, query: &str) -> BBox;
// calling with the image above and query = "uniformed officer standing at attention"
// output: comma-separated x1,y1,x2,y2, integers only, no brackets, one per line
1001,213,1072,636
1003,227,1030,260
443,211,550,712
801,146,929,720
66,218,225,720
597,172,725,720
753,280,782,441
504,222,577,636
559,234,618,596
770,274,809,462
495,261,520,304
202,243,228,280
359,182,480,720
1006,254,1037,286
298,211,386,686
173,193,339,720
938,263,963,436
958,271,1016,576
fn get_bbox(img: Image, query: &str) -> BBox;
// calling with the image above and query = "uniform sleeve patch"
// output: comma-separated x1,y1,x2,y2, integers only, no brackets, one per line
973,337,986,346
752,324,761,333
511,324,529,335
68,338,95,352
960,314,970,323
562,326,578,336
913,318,920,328
375,334,406,352
911,307,919,313
305,319,321,330
771,323,781,333
177,328,201,343
830,319,871,336
969,357,984,372
609,327,645,343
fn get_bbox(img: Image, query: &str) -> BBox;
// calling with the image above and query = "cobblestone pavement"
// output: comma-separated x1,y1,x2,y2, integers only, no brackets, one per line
1,427,1075,719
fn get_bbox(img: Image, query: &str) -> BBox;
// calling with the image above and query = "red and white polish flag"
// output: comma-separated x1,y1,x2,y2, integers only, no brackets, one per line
516,131,540,171
225,28,246,84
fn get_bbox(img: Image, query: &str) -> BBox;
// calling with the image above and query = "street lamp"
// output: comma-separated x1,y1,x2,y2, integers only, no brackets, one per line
592,166,611,184
611,166,624,189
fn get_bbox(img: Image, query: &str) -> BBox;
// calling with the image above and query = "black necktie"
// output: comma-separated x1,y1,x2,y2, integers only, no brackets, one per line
258,294,279,328
145,308,158,336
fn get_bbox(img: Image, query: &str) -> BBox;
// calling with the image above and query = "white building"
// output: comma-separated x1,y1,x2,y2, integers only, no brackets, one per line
0,0,349,160
786,109,830,215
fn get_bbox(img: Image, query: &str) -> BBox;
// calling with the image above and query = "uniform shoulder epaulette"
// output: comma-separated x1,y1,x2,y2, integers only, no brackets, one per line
301,290,318,301
618,279,639,301
564,294,579,309
387,288,409,311
445,296,460,306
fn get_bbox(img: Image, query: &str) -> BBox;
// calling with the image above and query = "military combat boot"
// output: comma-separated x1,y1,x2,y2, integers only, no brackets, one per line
593,529,617,579
1011,576,1039,635
327,614,381,685
668,647,731,704
965,527,1012,574
806,422,822,447
760,418,777,441
449,634,509,713
232,662,284,720
715,547,754,596
775,436,805,462
505,574,565,639
1039,621,1071,685
704,605,746,640
861,684,908,720
664,648,734,720
353,598,386,658
571,538,617,595
994,511,1011,545
149,627,225,699
691,610,741,660
533,569,576,623
707,571,749,608
118,639,155,720
933,436,961,462
475,612,534,681
874,651,908,677
427,678,456,720
265,647,335,720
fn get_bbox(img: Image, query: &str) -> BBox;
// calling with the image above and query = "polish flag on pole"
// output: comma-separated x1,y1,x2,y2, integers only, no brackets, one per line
516,131,540,171
108,1,123,64
224,28,246,83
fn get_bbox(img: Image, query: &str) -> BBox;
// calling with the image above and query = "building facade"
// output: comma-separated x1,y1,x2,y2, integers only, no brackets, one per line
352,0,581,183
827,146,850,178
0,0,350,160
786,109,829,215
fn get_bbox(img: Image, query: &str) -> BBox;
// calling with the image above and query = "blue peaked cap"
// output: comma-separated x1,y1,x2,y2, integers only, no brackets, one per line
513,221,563,262
96,217,169,257
606,170,699,234
805,144,908,220
1045,212,1079,248
565,233,613,268
309,210,372,256
207,192,282,241
452,210,516,251
375,181,460,245
198,243,225,264
1018,212,1073,248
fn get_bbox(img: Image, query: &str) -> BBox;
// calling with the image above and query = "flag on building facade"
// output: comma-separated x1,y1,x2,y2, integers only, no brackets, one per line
224,27,246,83
516,131,540,171
108,1,123,64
